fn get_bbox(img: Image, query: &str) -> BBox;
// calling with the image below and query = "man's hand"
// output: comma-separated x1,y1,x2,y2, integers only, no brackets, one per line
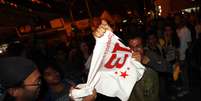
69,87,97,101
142,56,150,65
92,20,112,38
132,52,142,62
82,89,97,101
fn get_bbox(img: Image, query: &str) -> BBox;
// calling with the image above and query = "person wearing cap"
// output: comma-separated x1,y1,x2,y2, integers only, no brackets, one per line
0,57,41,101
0,57,97,101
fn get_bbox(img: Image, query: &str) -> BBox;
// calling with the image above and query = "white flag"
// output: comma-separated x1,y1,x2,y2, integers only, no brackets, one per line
70,31,145,101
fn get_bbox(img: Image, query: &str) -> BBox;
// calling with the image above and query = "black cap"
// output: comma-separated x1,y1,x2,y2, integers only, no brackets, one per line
0,57,36,88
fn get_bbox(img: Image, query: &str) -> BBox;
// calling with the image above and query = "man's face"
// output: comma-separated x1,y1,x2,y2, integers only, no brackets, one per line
148,34,157,47
129,38,142,48
16,69,41,101
128,38,144,54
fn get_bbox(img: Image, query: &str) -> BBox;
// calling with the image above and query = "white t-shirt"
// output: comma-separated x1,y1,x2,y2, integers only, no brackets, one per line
176,26,192,60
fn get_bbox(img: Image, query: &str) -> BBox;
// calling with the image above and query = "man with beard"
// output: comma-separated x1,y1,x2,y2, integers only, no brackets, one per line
0,57,41,101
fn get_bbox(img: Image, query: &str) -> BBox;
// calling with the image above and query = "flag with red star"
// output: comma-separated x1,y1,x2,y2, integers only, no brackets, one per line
70,31,145,101
87,31,145,101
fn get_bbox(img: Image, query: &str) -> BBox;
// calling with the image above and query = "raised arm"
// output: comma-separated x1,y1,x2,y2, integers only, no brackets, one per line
92,20,113,38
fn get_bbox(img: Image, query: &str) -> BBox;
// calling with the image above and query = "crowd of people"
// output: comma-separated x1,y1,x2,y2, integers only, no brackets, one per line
0,11,201,101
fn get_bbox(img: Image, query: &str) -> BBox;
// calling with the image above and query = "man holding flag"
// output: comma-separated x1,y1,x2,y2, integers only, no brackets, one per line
70,20,145,101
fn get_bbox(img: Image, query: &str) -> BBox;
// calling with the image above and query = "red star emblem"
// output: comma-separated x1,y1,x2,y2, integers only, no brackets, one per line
120,71,128,78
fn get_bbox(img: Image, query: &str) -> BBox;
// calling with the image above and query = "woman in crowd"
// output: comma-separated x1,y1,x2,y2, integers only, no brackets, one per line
41,62,74,101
